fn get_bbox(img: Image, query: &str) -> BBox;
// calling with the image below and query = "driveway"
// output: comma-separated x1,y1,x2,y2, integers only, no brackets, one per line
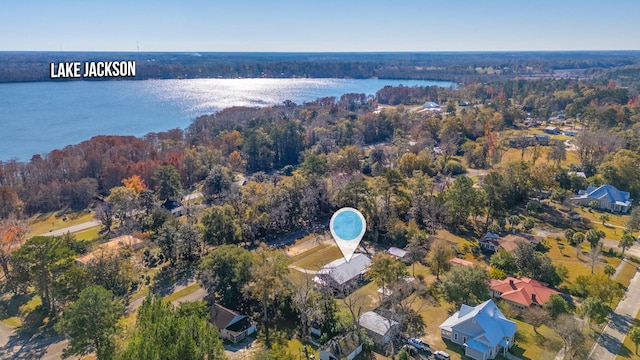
588,268,640,360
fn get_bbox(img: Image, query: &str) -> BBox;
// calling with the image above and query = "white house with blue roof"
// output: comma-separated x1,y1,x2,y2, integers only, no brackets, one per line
439,299,516,360
571,184,632,213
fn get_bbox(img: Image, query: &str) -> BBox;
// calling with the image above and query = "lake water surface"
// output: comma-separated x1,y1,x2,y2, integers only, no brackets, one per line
0,78,453,161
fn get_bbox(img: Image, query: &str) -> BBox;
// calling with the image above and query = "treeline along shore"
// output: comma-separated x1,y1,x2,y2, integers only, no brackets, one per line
2,50,640,84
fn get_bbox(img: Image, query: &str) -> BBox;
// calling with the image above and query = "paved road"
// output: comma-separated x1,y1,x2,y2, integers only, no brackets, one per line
588,268,640,360
171,288,207,307
39,220,101,237
602,238,640,259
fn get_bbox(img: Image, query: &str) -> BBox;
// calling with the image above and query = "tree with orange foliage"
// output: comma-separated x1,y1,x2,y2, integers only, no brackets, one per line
0,218,27,279
122,175,147,194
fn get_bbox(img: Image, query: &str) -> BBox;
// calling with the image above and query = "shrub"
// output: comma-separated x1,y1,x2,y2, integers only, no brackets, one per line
443,160,466,176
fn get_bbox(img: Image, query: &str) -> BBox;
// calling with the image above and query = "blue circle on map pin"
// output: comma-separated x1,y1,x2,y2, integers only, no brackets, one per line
330,207,366,242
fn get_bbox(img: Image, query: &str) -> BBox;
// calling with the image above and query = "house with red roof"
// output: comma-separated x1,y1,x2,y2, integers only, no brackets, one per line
489,277,561,311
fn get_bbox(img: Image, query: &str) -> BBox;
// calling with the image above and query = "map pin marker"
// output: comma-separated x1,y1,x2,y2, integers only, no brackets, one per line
330,207,366,262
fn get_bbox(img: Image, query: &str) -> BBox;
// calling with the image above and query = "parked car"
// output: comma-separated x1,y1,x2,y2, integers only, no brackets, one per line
407,337,429,351
433,350,451,359
400,344,418,355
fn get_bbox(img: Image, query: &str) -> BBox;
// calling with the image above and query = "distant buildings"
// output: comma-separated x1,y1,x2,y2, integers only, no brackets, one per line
423,101,441,111
544,126,561,135
313,253,371,295
571,184,632,213
508,134,549,148
440,300,517,360
490,277,561,311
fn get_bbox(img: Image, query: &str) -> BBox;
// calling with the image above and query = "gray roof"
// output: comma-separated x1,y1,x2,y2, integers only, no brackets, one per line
320,332,361,358
423,101,440,108
358,311,398,336
318,253,371,285
387,247,407,258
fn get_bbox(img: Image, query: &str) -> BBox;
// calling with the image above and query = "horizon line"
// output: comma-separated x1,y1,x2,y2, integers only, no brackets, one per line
2,49,640,54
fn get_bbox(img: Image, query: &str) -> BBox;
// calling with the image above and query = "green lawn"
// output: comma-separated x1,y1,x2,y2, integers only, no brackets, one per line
545,236,622,285
616,261,639,289
291,245,343,271
74,227,101,241
27,211,95,238
286,242,330,263
510,320,563,360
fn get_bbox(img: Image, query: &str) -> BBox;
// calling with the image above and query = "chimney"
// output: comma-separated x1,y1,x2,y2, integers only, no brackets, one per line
509,279,515,288
532,293,537,304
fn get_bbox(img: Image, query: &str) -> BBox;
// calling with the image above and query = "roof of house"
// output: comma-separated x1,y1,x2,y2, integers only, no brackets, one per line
320,332,361,358
568,171,586,178
500,234,541,252
481,234,541,252
440,299,517,349
449,257,474,267
359,311,398,337
387,247,407,258
573,184,632,206
423,101,441,109
75,235,143,265
210,303,250,332
317,253,371,285
490,277,561,307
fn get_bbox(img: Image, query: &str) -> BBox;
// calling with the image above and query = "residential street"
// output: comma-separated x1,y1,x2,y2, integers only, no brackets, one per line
39,220,101,237
588,268,640,360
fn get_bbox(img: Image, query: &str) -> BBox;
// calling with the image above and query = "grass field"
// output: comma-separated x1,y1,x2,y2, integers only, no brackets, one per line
73,227,101,241
545,236,622,285
286,242,330,263
499,146,579,168
509,320,563,360
290,244,343,271
616,261,639,289
27,211,95,238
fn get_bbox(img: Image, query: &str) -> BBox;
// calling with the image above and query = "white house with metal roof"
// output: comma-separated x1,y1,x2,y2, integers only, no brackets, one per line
313,253,371,295
571,184,632,213
440,300,516,360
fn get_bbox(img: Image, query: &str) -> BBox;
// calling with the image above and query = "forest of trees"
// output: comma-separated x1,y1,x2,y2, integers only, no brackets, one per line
2,51,640,83
2,63,640,358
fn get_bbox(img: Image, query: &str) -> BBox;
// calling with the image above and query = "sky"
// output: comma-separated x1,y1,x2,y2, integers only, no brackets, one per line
2,0,639,52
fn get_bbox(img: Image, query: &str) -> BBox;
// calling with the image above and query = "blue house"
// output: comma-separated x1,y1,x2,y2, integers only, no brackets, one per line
440,300,517,360
571,184,632,213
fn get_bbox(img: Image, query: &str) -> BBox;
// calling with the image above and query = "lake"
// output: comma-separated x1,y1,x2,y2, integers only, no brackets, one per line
0,78,453,161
